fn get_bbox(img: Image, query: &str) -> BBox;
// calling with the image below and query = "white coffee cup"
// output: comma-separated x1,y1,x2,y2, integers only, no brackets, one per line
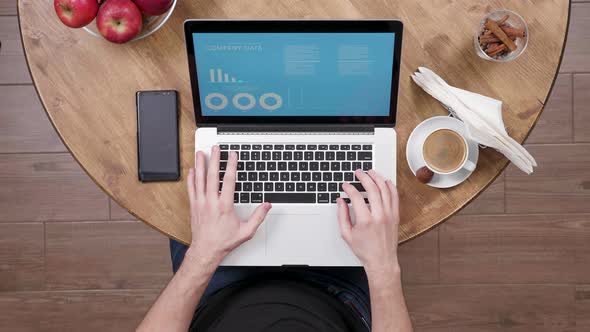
420,127,476,176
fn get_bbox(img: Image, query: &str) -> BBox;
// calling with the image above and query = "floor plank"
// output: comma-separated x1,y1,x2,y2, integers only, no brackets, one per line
574,74,590,142
577,285,590,331
398,227,439,284
406,284,576,332
458,173,504,215
0,0,16,15
560,3,590,73
0,55,31,83
110,198,136,220
45,221,171,290
0,289,158,332
0,16,31,84
0,85,65,153
440,214,590,284
527,74,573,143
506,144,590,214
0,153,109,222
0,223,44,291
0,16,21,55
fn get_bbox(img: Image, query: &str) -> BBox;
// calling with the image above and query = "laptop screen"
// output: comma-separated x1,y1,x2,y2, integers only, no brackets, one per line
191,32,395,117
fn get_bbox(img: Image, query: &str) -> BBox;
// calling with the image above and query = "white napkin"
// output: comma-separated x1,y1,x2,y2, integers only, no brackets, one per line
411,67,537,174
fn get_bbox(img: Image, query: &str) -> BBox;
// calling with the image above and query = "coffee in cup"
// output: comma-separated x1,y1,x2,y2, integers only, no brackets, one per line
422,128,475,174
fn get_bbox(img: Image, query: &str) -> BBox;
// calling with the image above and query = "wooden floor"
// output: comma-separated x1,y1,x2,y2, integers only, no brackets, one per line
1,1,589,330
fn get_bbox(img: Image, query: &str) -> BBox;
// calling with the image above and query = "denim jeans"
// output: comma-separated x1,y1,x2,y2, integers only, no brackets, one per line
170,239,372,330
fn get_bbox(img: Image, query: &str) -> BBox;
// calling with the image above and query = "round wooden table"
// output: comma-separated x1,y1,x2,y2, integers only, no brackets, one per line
18,0,569,244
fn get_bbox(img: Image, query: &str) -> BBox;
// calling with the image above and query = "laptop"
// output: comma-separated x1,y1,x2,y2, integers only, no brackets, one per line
184,20,403,266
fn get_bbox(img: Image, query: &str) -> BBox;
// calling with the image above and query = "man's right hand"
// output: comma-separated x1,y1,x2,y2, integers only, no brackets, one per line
337,169,401,274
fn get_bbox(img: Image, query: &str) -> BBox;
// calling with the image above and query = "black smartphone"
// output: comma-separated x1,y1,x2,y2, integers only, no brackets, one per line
136,90,180,182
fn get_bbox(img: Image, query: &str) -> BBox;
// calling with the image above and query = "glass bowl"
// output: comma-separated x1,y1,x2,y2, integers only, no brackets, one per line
474,9,528,62
83,0,177,43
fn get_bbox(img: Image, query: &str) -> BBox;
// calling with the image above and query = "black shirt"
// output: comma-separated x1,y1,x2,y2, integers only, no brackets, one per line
189,278,366,332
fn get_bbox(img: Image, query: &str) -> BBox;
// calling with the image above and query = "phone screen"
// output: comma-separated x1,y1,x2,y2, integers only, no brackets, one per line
137,91,179,181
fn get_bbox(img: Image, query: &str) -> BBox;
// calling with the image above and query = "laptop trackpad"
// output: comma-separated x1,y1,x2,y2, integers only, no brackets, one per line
266,213,337,265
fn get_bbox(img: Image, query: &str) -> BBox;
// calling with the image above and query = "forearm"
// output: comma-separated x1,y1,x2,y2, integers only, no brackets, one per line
136,248,218,332
366,264,413,332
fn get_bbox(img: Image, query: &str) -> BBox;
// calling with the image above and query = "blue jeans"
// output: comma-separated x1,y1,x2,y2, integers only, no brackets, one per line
170,239,372,330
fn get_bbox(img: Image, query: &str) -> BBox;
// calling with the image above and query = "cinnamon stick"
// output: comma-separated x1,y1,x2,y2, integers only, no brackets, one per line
485,43,500,51
496,15,509,25
485,19,517,51
479,36,501,44
500,25,525,38
485,43,503,53
479,34,516,44
487,44,507,56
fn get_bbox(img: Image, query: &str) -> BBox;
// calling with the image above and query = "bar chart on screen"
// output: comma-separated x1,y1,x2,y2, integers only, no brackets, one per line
209,68,245,83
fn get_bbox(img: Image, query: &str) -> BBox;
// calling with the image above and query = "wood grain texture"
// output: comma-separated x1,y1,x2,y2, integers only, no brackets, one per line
0,289,159,332
109,198,136,220
458,173,504,215
0,85,65,153
574,74,590,142
0,0,16,15
406,284,576,332
506,144,590,214
45,221,171,290
560,3,590,72
440,214,590,283
398,227,439,284
0,223,44,291
577,285,590,332
17,0,569,243
527,74,573,143
0,16,30,83
0,153,109,222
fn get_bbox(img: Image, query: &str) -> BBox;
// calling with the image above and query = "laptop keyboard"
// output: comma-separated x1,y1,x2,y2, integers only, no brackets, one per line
218,144,371,204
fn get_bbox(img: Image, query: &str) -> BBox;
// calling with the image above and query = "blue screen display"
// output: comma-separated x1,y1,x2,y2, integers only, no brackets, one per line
193,33,395,117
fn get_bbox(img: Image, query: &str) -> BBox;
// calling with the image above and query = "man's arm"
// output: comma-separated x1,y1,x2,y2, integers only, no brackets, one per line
365,264,412,332
137,147,271,332
338,169,413,332
136,250,217,332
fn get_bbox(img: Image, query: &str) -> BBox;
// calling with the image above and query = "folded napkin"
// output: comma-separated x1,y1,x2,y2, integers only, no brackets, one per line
411,67,537,174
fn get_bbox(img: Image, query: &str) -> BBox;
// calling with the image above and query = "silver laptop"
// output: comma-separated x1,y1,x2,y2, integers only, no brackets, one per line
184,20,403,266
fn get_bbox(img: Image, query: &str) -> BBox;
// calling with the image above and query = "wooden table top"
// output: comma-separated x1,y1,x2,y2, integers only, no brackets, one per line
18,0,569,244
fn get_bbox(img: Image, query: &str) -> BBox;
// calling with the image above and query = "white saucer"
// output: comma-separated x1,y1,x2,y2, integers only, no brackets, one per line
406,116,479,189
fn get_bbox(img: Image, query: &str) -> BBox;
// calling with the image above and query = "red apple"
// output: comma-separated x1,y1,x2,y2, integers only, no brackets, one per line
97,0,142,44
54,0,98,28
132,0,173,16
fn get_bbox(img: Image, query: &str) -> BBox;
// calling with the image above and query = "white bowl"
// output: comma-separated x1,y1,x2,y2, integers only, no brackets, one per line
83,0,177,43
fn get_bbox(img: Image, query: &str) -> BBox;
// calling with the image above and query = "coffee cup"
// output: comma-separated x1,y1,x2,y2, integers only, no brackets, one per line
421,127,476,176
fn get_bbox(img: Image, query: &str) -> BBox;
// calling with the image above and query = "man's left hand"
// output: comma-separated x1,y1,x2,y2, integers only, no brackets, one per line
185,145,272,267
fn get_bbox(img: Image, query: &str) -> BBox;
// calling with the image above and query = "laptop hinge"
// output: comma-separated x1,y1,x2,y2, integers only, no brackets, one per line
217,124,374,135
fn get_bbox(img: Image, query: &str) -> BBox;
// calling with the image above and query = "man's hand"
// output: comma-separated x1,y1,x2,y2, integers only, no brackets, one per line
338,169,412,332
137,145,272,332
337,169,400,274
185,145,272,267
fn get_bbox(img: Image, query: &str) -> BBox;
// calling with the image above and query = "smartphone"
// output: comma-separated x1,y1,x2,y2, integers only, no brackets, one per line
136,90,180,182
